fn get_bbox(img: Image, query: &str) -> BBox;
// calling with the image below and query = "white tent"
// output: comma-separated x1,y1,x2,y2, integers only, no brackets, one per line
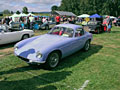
78,14,90,18
19,13,28,17
9,13,20,18
9,13,21,22
27,13,35,16
109,16,116,19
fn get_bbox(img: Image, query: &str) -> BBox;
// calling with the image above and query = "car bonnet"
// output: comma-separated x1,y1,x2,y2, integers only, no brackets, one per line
16,34,70,55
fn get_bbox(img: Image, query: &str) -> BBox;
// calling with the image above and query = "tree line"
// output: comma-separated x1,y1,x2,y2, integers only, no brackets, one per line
2,7,29,15
51,0,120,16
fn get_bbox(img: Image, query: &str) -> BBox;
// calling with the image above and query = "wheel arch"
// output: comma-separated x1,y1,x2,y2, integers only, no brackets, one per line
21,34,30,40
48,49,62,59
88,38,91,42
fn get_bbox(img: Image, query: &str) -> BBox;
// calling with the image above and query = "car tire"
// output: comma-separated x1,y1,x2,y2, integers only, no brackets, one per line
44,51,60,69
22,34,29,40
83,40,90,51
96,28,100,34
45,25,49,30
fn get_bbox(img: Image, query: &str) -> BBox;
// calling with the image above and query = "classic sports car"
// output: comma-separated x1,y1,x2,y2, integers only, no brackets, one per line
14,24,92,69
0,25,34,45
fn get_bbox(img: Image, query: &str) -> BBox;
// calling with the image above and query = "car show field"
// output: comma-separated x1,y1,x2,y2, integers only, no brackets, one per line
0,26,120,90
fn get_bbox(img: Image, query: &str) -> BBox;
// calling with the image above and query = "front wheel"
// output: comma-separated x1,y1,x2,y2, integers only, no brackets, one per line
83,40,90,51
22,35,29,40
45,25,49,30
44,52,60,69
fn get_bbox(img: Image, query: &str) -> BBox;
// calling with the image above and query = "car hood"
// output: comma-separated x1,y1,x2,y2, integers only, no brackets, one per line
17,34,70,53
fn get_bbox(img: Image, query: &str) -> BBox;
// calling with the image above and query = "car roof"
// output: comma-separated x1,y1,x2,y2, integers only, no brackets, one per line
55,24,83,30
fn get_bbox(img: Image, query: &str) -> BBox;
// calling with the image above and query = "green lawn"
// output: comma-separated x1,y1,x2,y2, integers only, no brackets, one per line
0,26,120,90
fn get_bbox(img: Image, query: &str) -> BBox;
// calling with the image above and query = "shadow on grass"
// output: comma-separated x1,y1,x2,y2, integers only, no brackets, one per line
0,42,16,50
53,44,103,70
0,71,71,90
38,85,57,90
0,44,103,75
0,44,102,89
0,66,40,75
111,31,120,33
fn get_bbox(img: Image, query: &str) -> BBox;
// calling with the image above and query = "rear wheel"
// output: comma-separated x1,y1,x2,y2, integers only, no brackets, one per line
96,28,100,34
83,40,90,51
45,25,49,30
44,52,60,69
22,34,29,40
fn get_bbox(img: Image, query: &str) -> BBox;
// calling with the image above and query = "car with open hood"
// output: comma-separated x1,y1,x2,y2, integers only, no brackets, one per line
14,24,92,69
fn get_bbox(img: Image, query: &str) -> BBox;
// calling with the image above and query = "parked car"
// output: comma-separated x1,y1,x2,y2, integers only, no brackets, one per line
35,20,56,30
87,21,104,33
14,24,92,69
114,18,120,26
0,25,34,45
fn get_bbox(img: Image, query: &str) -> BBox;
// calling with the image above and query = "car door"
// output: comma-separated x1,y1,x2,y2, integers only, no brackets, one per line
59,28,78,57
73,28,86,50
1,30,23,44
0,32,3,44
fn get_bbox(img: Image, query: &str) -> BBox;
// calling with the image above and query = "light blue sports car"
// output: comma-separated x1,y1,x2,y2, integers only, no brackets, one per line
14,24,92,69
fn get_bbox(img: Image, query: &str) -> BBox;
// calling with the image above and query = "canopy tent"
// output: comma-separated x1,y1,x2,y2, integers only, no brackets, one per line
9,13,21,22
28,13,35,16
10,13,36,22
109,16,116,19
78,14,90,18
54,11,76,16
19,13,28,17
9,13,20,18
90,14,102,18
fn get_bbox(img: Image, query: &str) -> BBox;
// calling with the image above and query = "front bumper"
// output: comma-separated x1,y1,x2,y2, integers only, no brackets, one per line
17,56,45,64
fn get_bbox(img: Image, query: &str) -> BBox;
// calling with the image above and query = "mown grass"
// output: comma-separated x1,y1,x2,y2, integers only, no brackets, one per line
0,26,120,90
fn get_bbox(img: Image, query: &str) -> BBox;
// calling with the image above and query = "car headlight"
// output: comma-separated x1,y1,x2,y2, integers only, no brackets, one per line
14,46,18,51
36,51,42,59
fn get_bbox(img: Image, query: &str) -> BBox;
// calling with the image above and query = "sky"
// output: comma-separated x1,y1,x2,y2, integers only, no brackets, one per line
0,0,62,12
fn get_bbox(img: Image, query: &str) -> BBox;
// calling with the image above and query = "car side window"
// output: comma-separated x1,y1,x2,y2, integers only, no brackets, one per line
49,27,60,35
62,28,74,37
75,28,84,37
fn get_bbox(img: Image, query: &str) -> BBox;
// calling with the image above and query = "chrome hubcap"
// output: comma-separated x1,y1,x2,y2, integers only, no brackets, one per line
85,42,90,50
49,53,59,67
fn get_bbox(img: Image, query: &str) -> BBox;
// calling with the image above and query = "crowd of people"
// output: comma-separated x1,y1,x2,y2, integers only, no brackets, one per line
0,14,77,30
0,14,114,33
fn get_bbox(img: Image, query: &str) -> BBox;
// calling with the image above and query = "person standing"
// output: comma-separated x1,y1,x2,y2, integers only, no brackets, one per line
27,17,30,29
55,15,60,25
9,18,13,28
106,16,112,33
29,15,35,30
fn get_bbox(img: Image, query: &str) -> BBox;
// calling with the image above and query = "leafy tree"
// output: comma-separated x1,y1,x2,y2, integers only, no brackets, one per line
52,0,120,16
22,7,28,14
11,11,14,14
16,10,20,14
3,9,11,14
51,5,58,12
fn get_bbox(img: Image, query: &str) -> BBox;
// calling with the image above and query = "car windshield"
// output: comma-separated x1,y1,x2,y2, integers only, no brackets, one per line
49,27,74,37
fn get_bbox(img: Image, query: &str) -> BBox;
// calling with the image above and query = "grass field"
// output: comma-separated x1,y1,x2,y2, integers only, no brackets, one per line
0,26,120,90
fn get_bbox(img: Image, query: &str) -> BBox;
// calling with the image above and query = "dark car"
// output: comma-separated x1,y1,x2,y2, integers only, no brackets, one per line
115,19,120,26
35,20,56,30
87,21,103,34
